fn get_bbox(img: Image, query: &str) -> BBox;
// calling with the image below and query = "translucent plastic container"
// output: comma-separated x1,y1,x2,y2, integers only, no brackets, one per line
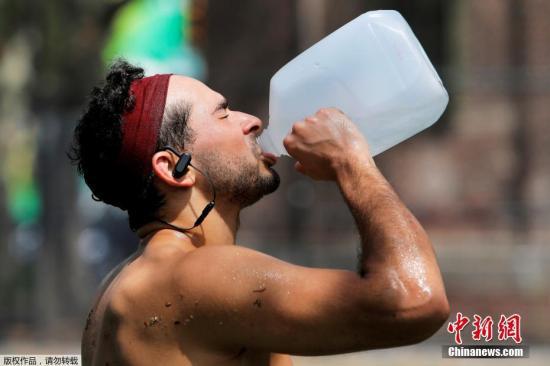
258,10,449,157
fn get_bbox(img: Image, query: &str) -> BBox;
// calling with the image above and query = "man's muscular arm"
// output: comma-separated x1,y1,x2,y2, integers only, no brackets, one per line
287,107,449,345
335,147,449,344
175,108,449,356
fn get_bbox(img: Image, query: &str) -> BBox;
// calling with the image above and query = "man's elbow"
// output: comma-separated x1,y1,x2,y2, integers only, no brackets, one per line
397,289,450,346
355,289,450,350
356,270,450,349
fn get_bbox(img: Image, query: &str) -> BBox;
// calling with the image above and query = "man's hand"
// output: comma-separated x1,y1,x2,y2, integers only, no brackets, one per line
283,108,374,180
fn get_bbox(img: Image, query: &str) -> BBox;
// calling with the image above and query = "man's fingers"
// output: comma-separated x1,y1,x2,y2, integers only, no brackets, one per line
291,121,307,135
304,115,318,124
283,134,295,151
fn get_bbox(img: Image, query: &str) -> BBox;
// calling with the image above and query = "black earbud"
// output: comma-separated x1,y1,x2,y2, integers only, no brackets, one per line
154,146,217,232
173,152,192,179
160,146,191,179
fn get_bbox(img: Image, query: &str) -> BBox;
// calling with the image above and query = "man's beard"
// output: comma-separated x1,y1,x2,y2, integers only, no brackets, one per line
194,150,280,208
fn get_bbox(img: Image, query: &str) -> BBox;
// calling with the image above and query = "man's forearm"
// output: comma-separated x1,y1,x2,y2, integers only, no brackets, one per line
335,157,445,303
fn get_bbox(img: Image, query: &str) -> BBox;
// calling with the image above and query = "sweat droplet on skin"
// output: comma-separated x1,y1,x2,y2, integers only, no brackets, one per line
183,315,195,326
147,316,161,326
398,240,432,297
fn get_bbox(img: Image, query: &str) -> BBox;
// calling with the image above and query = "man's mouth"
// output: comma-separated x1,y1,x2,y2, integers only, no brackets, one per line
261,152,278,166
251,137,278,166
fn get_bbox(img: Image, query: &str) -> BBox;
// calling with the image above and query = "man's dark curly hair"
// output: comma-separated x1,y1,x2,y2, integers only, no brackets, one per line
70,59,194,231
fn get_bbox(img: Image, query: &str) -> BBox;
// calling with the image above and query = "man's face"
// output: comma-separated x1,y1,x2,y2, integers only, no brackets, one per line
165,76,280,207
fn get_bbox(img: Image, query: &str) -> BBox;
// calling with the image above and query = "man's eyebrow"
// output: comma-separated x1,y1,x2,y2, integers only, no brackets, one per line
212,98,228,114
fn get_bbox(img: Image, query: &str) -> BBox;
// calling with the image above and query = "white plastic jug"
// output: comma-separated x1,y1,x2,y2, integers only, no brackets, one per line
258,10,449,157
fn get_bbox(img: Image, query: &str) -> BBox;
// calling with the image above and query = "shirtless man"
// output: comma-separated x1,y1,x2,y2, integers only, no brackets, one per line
71,60,449,365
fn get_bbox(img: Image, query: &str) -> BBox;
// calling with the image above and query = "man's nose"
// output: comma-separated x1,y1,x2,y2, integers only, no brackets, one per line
240,112,263,135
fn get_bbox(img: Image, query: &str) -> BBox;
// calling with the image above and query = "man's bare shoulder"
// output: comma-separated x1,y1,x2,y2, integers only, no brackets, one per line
82,241,197,365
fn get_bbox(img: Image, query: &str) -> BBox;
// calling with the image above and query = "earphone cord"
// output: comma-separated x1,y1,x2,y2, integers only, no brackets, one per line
156,162,217,232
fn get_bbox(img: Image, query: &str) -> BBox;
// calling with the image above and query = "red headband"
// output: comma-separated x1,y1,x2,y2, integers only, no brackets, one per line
118,74,172,180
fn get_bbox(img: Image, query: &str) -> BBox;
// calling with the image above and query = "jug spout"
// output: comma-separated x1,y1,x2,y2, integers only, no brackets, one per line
258,129,285,157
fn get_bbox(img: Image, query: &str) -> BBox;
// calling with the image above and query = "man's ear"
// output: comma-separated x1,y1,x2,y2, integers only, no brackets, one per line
151,151,195,188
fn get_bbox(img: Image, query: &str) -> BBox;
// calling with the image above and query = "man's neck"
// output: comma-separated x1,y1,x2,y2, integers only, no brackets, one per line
137,198,240,248
184,200,240,247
